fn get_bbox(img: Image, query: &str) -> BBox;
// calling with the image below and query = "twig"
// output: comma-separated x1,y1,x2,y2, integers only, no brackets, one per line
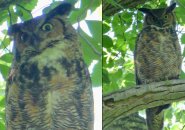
78,29,101,57
7,6,12,26
16,4,33,18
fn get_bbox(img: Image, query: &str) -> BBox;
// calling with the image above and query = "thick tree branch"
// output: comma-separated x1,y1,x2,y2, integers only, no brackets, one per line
103,79,185,129
103,0,151,16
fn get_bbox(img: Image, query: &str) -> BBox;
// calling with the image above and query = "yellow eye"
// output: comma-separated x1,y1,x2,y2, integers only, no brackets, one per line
42,23,53,31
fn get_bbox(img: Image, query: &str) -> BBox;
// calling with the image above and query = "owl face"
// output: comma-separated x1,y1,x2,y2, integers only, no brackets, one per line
139,3,176,28
8,2,76,63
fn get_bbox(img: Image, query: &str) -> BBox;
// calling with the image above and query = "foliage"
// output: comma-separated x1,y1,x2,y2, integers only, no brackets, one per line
103,0,185,129
0,0,101,129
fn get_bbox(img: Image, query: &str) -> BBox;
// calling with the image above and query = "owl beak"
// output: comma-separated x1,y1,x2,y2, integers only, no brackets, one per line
159,21,163,27
156,20,164,27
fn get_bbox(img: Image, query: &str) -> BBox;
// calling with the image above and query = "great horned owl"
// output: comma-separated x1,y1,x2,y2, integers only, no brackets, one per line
134,3,181,130
6,2,94,130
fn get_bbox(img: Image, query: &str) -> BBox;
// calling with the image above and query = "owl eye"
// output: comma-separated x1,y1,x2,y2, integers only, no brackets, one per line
164,15,168,19
20,33,28,42
152,17,157,21
42,23,53,31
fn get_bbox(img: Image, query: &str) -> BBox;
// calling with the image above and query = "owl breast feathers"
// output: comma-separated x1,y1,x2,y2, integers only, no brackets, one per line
135,26,181,84
6,2,94,130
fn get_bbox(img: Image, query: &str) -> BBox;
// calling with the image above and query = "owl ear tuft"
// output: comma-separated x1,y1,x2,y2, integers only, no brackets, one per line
48,2,73,17
138,8,151,14
166,3,176,13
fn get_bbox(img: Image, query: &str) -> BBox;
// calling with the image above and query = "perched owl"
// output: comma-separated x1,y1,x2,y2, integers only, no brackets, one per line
134,3,181,130
6,2,94,130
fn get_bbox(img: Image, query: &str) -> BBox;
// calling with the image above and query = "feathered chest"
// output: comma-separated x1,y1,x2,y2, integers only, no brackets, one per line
6,41,92,129
137,26,178,54
14,41,87,94
134,26,181,83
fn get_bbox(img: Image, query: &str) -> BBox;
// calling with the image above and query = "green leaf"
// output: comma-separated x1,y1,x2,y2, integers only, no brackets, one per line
103,22,110,34
109,69,122,82
91,60,102,86
0,64,10,80
19,0,38,10
69,9,87,24
86,20,102,39
103,35,113,48
69,0,90,24
181,34,185,44
112,15,124,36
1,38,11,50
180,110,185,123
85,20,102,52
88,0,101,12
0,98,5,107
103,82,119,94
121,11,133,22
79,28,100,63
103,69,110,84
0,53,13,64
103,56,114,68
171,124,181,130
16,5,33,21
175,7,185,25
180,70,185,79
0,122,5,130
78,27,101,86
0,10,9,25
124,73,135,87
8,5,18,25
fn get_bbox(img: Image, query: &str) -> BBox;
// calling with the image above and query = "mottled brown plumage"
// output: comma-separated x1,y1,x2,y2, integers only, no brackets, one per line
134,3,181,130
6,2,94,130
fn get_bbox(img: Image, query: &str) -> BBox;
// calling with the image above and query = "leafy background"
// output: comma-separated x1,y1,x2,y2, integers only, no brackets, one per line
0,0,102,129
103,0,185,129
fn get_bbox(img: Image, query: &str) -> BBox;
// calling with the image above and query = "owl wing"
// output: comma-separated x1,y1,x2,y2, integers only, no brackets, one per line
134,31,144,85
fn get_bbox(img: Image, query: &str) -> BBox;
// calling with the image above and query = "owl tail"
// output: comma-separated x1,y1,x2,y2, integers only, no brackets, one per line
146,107,164,130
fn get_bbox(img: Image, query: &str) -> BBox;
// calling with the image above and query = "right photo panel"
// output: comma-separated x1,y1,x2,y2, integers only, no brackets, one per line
103,0,185,130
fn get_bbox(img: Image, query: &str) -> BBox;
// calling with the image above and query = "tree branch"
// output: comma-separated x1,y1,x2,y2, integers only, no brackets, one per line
103,79,185,128
103,0,151,16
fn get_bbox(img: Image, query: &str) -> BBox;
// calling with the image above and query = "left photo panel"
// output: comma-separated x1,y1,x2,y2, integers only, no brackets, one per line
0,0,102,130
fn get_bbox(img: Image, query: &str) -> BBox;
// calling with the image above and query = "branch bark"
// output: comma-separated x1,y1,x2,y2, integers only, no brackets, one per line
103,79,185,129
103,0,151,16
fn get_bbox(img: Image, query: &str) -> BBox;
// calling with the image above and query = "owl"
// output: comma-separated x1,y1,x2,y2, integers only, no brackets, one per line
6,2,94,130
134,3,181,130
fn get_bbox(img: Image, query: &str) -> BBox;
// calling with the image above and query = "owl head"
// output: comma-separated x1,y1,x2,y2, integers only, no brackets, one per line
139,3,176,28
8,2,77,63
